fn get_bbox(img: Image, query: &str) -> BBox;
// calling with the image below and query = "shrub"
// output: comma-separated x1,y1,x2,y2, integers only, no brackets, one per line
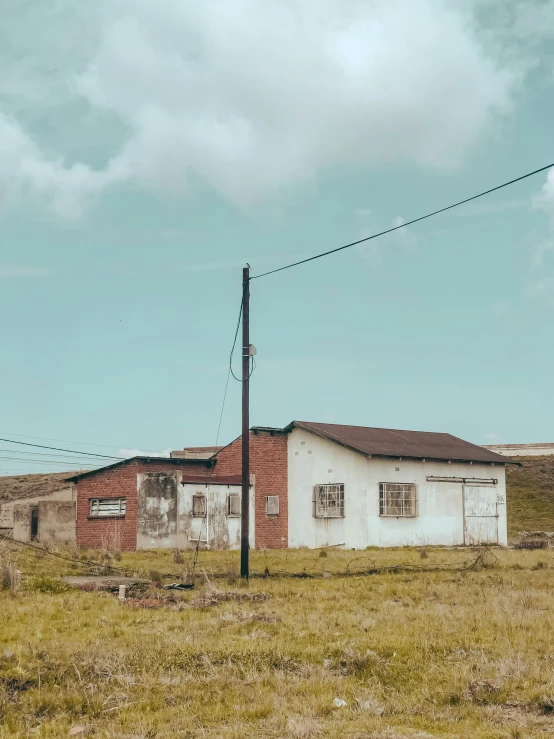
26,576,69,594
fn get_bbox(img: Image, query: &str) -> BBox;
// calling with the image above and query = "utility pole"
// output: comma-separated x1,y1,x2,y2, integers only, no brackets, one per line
241,265,250,579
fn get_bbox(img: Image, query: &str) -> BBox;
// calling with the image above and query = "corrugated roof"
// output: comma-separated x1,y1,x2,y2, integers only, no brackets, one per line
287,421,510,464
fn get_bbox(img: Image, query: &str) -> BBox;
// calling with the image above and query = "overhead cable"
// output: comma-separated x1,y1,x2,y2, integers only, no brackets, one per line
251,162,554,279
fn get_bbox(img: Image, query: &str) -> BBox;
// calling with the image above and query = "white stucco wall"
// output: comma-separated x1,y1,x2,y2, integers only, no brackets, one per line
0,486,75,529
136,472,255,550
288,428,507,548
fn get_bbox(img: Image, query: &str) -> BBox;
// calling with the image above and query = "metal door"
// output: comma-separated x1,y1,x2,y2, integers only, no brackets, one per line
463,486,498,545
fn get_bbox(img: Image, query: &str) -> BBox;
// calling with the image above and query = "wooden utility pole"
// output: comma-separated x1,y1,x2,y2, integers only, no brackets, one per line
241,265,250,579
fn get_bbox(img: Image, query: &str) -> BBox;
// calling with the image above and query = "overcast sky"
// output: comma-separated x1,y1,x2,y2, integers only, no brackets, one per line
1,0,554,473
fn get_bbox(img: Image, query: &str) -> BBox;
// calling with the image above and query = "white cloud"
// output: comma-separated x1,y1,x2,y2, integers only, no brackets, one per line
0,0,537,216
119,448,171,458
484,432,504,444
0,264,54,278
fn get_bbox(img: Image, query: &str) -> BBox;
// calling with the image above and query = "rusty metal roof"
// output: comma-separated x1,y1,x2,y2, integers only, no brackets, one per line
286,421,511,464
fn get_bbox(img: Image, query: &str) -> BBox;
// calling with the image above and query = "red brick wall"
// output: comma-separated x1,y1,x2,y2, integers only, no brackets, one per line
214,431,288,548
75,460,211,551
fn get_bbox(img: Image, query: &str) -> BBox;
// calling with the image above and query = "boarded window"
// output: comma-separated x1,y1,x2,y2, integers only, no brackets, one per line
227,493,241,517
89,498,126,517
313,484,344,518
379,483,417,517
192,493,207,517
266,495,279,515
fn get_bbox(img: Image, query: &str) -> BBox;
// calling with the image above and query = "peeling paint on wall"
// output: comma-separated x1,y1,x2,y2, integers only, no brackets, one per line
136,473,254,550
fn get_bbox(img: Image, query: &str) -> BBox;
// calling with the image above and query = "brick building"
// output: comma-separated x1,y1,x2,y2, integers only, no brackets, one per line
70,422,511,551
70,429,285,551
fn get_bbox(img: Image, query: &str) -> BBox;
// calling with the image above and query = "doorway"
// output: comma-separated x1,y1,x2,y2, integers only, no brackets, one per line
463,486,498,545
30,507,39,541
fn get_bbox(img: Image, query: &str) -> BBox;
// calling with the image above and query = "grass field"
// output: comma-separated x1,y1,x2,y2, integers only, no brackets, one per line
507,456,554,537
1,545,554,738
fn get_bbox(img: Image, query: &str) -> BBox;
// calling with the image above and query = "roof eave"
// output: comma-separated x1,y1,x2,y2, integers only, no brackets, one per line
65,455,214,482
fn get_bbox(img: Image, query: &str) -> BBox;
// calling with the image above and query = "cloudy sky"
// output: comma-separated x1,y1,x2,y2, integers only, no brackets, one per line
1,0,554,472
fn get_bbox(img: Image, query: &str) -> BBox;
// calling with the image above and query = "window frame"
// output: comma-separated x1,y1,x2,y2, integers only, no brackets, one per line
313,483,345,519
227,492,241,517
379,483,418,518
266,495,279,515
192,493,207,518
89,497,126,518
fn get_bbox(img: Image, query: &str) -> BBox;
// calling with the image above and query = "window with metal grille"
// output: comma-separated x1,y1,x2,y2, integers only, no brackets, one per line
313,484,344,518
266,495,279,515
227,493,241,517
379,483,417,517
192,493,207,517
89,498,126,517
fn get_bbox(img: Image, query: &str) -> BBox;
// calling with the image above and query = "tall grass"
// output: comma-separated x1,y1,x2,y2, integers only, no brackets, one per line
0,548,553,737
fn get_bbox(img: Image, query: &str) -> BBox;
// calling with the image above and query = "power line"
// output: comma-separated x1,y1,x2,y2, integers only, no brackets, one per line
0,437,124,460
251,161,554,280
0,430,161,454
215,300,243,446
0,456,94,467
0,448,110,461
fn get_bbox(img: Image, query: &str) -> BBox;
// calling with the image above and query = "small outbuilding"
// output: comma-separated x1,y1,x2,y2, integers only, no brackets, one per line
0,472,76,545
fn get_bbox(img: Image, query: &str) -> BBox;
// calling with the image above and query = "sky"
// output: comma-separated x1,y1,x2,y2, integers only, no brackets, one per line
1,0,554,474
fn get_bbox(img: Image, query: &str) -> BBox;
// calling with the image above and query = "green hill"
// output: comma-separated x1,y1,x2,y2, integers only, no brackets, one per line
506,456,554,537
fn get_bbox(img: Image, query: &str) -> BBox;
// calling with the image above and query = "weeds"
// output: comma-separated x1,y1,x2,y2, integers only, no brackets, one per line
0,549,21,594
0,548,553,738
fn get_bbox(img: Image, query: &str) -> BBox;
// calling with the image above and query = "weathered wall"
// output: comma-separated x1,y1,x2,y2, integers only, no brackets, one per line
76,460,211,550
288,428,508,548
0,486,74,529
214,430,288,548
38,501,76,546
13,504,31,543
483,444,554,457
136,473,254,550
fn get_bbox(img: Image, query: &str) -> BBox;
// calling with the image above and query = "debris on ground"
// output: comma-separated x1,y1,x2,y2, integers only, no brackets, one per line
333,698,347,708
63,576,148,592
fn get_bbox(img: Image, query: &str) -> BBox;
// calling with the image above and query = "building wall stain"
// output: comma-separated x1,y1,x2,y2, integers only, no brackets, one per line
136,473,252,550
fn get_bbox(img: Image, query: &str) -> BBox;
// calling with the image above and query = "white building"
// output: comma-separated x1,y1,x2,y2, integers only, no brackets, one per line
285,422,510,548
483,443,554,457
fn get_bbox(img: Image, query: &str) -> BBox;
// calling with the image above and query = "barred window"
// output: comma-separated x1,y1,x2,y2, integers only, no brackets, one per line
192,493,207,517
313,484,344,518
266,495,279,515
89,498,126,517
227,493,241,517
379,483,417,517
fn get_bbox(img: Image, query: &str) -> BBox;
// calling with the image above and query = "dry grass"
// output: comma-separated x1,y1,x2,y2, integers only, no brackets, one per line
506,456,554,537
0,547,554,738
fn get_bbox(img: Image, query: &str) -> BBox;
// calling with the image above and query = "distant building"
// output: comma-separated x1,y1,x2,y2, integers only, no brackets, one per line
72,422,511,551
0,472,76,545
170,446,223,460
483,443,554,457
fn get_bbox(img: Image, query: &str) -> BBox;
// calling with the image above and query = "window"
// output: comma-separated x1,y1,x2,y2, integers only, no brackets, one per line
266,495,279,515
227,493,241,517
89,498,126,517
379,483,417,517
192,493,207,517
313,484,344,518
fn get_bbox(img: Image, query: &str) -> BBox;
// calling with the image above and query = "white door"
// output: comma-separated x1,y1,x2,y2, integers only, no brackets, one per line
463,486,498,545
